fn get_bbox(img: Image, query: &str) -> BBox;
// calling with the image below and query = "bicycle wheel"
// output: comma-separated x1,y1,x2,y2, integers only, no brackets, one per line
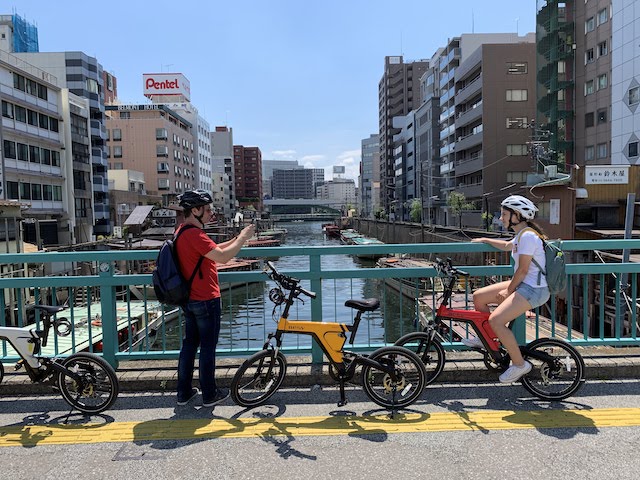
0,361,4,384
394,332,445,386
231,349,287,408
521,338,585,401
361,346,427,409
57,352,119,414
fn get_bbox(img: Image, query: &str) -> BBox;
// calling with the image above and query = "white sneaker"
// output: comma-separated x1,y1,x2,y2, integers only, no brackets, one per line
461,336,484,349
499,361,532,383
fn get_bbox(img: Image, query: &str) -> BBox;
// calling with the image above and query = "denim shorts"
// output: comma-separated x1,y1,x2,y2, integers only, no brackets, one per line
515,282,550,309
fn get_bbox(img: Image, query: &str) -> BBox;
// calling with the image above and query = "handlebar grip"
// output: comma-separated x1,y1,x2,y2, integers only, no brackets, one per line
456,268,470,277
299,287,317,299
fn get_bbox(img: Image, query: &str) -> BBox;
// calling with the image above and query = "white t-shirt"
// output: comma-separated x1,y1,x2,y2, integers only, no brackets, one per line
509,228,548,288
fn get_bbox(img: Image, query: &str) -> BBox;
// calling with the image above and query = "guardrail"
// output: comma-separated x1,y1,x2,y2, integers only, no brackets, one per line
1,239,640,368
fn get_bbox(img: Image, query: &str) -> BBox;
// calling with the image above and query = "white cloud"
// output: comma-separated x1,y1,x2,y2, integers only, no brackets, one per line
270,149,297,159
301,154,325,164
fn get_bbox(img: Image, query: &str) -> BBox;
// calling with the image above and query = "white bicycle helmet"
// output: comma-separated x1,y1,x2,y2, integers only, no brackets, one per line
501,195,538,220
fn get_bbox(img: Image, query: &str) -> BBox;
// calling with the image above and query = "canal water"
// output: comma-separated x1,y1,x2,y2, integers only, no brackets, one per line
158,221,417,352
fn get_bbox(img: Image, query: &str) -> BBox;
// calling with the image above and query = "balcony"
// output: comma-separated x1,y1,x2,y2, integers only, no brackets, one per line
456,103,483,127
455,74,482,105
455,182,483,198
455,155,483,176
456,131,483,152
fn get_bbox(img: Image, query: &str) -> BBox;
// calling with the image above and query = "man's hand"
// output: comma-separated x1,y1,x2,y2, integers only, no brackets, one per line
240,224,255,241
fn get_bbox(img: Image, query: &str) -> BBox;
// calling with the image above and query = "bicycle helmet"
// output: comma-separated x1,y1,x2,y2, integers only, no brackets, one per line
501,195,538,220
178,189,213,210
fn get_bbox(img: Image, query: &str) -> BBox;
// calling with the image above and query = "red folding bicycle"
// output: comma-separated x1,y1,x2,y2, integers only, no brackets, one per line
394,258,586,401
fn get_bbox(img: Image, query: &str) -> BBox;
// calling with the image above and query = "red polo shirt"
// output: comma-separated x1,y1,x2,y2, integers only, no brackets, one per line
175,224,220,300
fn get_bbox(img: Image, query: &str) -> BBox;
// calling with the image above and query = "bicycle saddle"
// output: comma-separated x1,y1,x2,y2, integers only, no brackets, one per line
344,298,380,312
33,304,67,315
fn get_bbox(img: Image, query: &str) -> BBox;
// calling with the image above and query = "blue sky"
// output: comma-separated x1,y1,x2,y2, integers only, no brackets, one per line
9,1,536,180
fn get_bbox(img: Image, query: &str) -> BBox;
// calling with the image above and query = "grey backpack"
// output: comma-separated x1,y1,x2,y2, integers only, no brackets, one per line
531,237,567,295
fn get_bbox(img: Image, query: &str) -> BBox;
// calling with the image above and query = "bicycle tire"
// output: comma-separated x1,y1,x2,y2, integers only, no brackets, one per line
0,361,4,384
361,346,427,409
521,338,585,401
231,349,287,408
394,332,445,386
57,352,119,414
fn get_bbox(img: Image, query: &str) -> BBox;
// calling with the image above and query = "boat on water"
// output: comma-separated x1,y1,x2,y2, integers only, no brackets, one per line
376,256,445,299
351,236,386,259
258,228,287,242
339,229,362,244
322,223,340,238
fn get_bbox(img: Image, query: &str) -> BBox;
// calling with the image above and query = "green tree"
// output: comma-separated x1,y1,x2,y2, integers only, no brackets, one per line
410,199,422,223
447,191,474,229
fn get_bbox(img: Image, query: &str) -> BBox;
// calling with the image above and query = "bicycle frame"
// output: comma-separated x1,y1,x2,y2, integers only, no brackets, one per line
269,280,395,377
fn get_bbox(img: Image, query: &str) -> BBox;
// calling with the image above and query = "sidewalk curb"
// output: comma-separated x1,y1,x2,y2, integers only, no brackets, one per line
2,351,639,395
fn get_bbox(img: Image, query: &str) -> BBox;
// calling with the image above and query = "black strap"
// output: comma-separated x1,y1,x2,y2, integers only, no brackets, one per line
174,224,204,286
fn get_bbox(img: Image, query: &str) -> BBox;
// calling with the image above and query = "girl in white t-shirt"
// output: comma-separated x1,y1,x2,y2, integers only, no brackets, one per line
465,195,551,384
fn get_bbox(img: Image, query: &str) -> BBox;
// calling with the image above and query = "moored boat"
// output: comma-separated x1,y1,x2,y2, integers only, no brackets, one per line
376,256,444,299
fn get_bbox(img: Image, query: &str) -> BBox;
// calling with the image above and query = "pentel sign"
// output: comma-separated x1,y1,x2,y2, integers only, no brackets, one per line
143,73,190,101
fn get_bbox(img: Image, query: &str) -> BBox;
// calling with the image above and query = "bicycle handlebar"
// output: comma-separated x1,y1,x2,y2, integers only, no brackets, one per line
264,261,317,299
434,257,469,278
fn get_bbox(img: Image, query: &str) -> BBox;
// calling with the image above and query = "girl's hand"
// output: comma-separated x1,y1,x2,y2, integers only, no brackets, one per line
496,289,510,302
471,238,487,243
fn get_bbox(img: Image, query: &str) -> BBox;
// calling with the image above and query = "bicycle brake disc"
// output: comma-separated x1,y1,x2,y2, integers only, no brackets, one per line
382,373,405,393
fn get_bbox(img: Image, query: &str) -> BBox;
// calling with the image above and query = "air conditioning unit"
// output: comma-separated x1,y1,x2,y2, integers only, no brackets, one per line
544,165,558,178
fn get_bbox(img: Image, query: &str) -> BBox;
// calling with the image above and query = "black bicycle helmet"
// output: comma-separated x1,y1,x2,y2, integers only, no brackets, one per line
178,189,213,210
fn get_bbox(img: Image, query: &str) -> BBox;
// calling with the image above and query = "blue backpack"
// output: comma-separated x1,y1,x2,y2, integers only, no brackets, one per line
152,224,204,306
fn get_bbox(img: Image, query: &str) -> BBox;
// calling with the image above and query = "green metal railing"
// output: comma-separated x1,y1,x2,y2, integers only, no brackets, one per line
1,239,640,368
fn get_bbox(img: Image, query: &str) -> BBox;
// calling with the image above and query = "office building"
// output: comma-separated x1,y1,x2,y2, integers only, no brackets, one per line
233,145,262,210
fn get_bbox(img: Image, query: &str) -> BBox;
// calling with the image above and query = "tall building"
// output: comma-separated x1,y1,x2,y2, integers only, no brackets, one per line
0,51,70,246
378,56,429,215
414,94,440,224
211,126,234,216
262,159,301,198
360,134,380,218
316,178,357,211
272,168,315,199
105,103,195,203
612,0,638,166
452,40,537,227
13,51,111,236
233,145,262,210
0,14,38,53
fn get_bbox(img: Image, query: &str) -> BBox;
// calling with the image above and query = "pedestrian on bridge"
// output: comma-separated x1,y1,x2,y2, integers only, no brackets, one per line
175,189,255,407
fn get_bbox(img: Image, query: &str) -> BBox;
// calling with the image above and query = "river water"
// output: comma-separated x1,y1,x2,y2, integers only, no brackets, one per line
158,221,417,352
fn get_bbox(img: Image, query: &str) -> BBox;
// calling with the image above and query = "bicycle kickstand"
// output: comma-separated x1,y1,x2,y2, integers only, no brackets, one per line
337,379,348,407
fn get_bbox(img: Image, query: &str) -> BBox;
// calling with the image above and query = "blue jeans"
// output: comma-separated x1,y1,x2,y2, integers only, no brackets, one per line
177,297,221,402
515,282,550,309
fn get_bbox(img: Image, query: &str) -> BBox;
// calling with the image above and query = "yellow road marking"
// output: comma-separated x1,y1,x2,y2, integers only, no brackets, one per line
1,408,639,447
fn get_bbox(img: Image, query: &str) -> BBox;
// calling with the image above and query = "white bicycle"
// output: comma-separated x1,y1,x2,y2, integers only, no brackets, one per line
0,303,119,414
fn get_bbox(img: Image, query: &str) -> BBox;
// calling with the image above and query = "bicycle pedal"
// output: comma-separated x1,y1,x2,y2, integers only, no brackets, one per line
14,360,24,371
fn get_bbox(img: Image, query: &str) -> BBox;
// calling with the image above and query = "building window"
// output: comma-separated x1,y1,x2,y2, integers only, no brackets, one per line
113,145,123,158
597,109,607,124
7,181,18,199
507,62,527,74
506,89,528,101
156,145,169,157
15,105,26,123
585,145,595,161
49,117,59,132
598,41,608,57
31,184,42,201
629,87,640,106
119,111,130,119
506,117,527,128
506,171,528,182
585,16,595,33
585,48,594,64
507,144,528,156
38,113,49,129
629,142,639,158
585,80,594,95
156,128,168,140
29,145,40,163
597,143,608,159
585,112,594,127
597,7,608,25
3,140,16,159
113,162,123,169
27,109,38,126
157,162,169,173
17,143,28,161
112,129,122,141
1,101,13,118
597,73,608,90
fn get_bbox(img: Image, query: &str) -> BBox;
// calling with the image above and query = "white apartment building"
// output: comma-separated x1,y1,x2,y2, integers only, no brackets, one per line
611,0,640,165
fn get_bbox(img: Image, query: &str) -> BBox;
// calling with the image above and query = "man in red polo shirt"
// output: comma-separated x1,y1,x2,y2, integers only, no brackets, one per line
175,190,255,407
